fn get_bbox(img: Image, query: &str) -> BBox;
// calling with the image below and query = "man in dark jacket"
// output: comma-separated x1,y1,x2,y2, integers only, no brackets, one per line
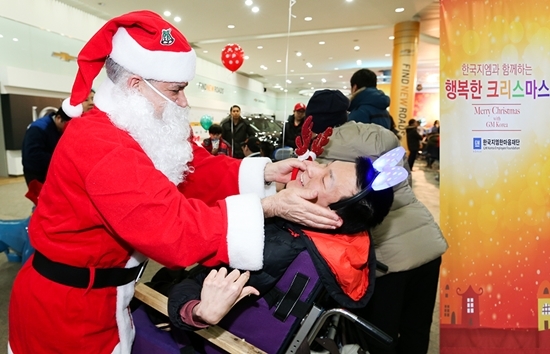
283,102,306,149
348,68,392,130
21,106,71,185
220,105,256,159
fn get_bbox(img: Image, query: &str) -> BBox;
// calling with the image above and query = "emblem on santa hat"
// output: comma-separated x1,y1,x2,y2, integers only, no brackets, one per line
63,10,196,118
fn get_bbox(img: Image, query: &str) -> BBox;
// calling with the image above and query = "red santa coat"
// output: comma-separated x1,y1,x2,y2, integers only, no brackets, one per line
9,94,272,353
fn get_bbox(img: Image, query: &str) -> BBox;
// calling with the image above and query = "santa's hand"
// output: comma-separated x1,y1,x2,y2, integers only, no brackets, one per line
261,187,342,229
264,158,307,184
193,268,259,325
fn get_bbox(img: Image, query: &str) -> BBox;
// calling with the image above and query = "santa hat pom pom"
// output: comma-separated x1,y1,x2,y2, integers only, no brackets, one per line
62,98,83,118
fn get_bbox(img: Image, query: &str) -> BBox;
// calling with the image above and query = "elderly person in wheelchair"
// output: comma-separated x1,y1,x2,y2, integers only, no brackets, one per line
134,147,406,353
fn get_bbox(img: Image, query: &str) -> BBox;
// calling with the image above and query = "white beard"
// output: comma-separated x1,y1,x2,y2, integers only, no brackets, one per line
106,87,193,185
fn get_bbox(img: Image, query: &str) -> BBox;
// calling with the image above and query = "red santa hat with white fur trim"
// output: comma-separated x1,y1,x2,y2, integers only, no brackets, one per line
63,10,196,118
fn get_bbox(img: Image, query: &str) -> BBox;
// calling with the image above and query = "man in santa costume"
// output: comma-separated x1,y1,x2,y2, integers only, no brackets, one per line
8,10,341,354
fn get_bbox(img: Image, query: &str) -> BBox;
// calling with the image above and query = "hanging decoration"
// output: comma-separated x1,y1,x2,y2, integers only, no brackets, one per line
199,115,214,130
221,43,245,72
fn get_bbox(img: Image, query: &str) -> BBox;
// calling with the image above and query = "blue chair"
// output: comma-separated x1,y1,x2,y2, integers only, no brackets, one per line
0,216,34,264
273,147,294,161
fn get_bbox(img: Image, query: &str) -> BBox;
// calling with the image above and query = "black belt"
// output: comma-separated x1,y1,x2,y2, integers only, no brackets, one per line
32,251,147,289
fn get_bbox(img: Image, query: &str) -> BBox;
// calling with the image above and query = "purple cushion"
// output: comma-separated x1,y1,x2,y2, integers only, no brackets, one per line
203,251,320,354
132,305,192,354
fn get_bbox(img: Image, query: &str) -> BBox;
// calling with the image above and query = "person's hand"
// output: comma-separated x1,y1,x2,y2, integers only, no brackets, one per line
193,268,259,325
261,187,342,229
264,158,307,184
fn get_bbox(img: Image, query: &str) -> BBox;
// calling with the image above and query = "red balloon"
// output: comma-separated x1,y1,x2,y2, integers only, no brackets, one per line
221,43,245,72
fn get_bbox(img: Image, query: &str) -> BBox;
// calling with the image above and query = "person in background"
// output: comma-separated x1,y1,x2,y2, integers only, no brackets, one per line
348,68,392,130
9,11,342,354
259,141,274,160
202,123,231,156
21,106,71,186
308,89,447,354
82,89,95,113
241,136,261,158
220,105,255,159
283,102,306,149
406,119,423,171
430,119,440,134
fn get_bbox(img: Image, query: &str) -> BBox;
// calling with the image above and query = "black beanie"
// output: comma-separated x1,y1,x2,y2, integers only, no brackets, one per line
306,89,349,134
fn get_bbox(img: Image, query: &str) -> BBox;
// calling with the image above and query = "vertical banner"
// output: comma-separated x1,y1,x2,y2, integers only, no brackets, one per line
389,21,419,140
440,0,550,353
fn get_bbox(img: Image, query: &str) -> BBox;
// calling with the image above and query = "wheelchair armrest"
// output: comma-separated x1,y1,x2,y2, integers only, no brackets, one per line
305,308,393,346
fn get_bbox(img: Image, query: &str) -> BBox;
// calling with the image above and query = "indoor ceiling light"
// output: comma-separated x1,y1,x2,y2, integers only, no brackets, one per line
343,86,348,89
257,45,263,49
244,55,249,59
306,63,313,68
163,11,171,17
334,68,339,70
296,52,302,56
300,77,304,79
286,80,292,84
0,34,3,38
174,16,181,22
395,7,405,13
245,0,253,5
13,38,18,42
319,41,325,45
290,69,294,72
227,24,235,29
339,75,343,78
356,59,362,65
321,78,326,83
203,50,208,53
276,59,282,62
389,36,395,40
304,17,313,21
385,53,391,56
252,6,259,13
354,46,360,51
346,0,353,2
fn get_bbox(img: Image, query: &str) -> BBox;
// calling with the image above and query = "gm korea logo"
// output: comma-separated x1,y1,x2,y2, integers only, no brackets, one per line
473,137,482,151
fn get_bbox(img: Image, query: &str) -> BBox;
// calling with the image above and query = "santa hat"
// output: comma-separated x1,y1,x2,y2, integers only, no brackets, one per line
63,10,196,117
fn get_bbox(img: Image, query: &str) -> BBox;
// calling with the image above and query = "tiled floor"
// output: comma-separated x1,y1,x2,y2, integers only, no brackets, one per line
0,160,441,353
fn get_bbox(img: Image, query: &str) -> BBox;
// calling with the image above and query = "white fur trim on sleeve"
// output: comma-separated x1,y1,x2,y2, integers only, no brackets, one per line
225,194,264,270
239,157,272,198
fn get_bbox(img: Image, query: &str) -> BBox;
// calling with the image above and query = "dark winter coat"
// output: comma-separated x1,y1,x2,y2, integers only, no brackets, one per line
21,114,62,184
220,117,256,159
283,114,305,149
348,87,392,129
406,125,423,152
